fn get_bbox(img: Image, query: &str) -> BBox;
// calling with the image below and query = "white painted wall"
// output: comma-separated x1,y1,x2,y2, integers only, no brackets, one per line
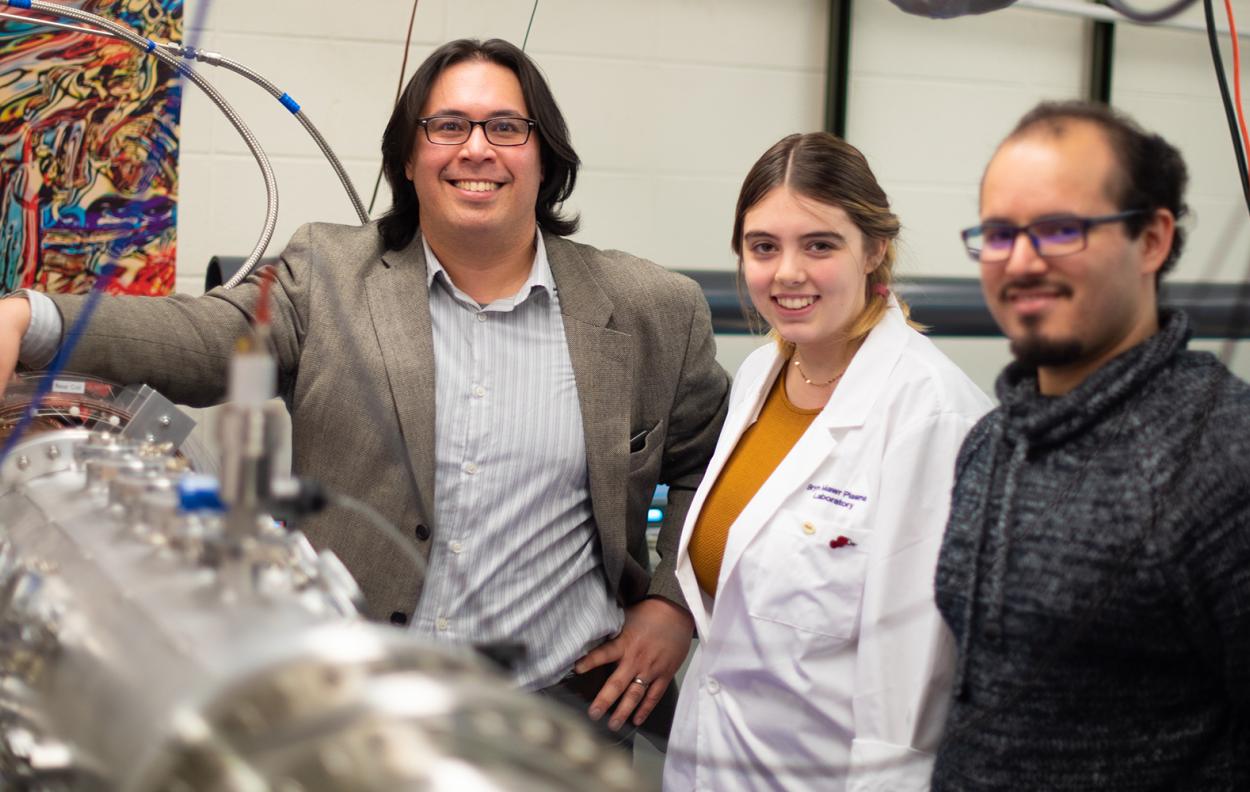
172,0,1250,395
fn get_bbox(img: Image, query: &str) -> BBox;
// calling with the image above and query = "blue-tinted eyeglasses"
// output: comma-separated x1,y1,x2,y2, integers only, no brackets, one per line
961,209,1149,263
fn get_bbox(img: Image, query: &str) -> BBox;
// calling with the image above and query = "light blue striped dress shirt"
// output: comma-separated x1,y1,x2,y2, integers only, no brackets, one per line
414,234,623,689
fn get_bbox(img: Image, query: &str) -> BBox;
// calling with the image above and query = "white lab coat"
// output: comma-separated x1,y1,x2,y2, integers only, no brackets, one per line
663,301,992,792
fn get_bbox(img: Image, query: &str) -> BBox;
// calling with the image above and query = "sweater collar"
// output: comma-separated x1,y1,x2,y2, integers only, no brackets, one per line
993,309,1191,448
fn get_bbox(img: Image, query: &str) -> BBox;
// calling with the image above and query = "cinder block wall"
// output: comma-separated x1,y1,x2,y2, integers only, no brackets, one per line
176,0,1250,391
177,0,825,289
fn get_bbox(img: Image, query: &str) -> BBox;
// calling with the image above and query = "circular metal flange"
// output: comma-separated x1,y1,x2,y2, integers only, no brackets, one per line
0,430,92,492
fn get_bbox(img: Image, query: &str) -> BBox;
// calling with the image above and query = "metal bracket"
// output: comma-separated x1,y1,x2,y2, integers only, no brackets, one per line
116,385,195,449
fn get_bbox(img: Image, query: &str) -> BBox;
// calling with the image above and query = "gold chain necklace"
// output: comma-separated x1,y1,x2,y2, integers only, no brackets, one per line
792,353,846,387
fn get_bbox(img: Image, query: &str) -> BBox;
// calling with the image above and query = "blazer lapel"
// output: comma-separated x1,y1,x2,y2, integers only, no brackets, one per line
545,233,633,591
364,237,438,528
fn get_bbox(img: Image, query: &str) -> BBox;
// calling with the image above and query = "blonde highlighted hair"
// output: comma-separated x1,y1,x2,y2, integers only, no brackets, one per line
732,132,922,349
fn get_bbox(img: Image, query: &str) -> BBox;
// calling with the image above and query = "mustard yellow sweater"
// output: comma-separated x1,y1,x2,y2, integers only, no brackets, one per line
688,367,819,596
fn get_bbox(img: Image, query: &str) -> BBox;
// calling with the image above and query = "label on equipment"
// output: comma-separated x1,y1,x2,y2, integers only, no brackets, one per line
52,379,86,394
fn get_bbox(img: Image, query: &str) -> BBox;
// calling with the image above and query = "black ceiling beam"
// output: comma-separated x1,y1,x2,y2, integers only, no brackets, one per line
825,0,853,137
1089,2,1115,103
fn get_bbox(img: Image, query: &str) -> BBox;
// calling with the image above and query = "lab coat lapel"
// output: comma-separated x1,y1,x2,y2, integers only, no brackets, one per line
364,237,438,530
714,302,911,594
674,347,782,637
715,404,838,593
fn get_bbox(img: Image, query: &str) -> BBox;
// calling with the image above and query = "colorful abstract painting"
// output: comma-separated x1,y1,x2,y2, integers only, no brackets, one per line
0,0,182,296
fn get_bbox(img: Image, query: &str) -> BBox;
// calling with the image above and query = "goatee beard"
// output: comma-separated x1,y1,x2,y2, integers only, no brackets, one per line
1009,334,1085,368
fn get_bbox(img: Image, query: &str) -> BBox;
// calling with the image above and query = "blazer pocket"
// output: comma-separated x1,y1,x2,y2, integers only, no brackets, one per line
747,511,873,640
627,421,662,473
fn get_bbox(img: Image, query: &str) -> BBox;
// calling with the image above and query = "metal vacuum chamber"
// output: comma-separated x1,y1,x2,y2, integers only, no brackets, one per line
0,374,639,792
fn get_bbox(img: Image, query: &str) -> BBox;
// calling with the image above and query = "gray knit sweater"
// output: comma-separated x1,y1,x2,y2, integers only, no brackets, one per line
932,310,1250,791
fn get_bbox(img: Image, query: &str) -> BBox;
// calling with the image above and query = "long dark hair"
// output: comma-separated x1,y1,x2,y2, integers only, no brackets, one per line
377,39,580,251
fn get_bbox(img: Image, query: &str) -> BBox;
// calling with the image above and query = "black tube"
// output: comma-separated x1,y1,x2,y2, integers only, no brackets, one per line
680,270,1250,339
206,259,1250,340
1202,0,1250,215
1106,0,1199,23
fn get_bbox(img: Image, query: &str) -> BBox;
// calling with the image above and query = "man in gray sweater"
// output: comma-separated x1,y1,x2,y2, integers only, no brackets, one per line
933,101,1250,789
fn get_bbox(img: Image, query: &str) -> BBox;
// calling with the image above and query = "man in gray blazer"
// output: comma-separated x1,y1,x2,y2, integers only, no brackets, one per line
0,38,729,741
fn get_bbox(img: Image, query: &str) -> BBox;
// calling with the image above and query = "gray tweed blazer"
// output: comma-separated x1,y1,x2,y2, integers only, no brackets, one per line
49,222,730,623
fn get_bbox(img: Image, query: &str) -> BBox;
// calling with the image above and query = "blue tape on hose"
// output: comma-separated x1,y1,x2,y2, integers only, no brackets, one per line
278,93,300,114
185,46,197,59
8,0,33,9
146,39,156,52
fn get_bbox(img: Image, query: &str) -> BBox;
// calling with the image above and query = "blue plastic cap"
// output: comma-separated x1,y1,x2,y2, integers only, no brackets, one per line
8,0,33,9
278,93,300,114
177,474,226,513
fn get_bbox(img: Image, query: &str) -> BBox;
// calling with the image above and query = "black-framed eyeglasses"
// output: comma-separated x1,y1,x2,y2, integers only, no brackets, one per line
417,115,537,146
961,209,1150,263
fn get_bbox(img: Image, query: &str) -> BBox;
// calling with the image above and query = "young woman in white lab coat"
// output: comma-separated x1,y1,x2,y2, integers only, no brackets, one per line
662,133,992,792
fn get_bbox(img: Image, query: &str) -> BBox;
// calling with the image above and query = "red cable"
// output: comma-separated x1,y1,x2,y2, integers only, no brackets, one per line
255,265,275,327
1225,0,1250,173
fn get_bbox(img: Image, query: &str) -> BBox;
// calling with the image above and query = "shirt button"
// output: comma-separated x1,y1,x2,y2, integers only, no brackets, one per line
462,462,478,475
449,540,464,554
802,521,816,535
436,617,450,632
389,611,408,626
471,384,486,398
414,523,430,541
706,678,721,694
476,313,487,323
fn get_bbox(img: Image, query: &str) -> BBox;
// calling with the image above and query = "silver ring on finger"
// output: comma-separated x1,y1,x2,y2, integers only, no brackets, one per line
631,676,650,688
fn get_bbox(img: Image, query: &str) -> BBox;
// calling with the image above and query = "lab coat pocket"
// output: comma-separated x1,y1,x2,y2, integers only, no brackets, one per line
746,511,873,640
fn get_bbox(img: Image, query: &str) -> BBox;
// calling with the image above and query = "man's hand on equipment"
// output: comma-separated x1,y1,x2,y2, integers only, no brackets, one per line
0,295,31,397
574,596,694,731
